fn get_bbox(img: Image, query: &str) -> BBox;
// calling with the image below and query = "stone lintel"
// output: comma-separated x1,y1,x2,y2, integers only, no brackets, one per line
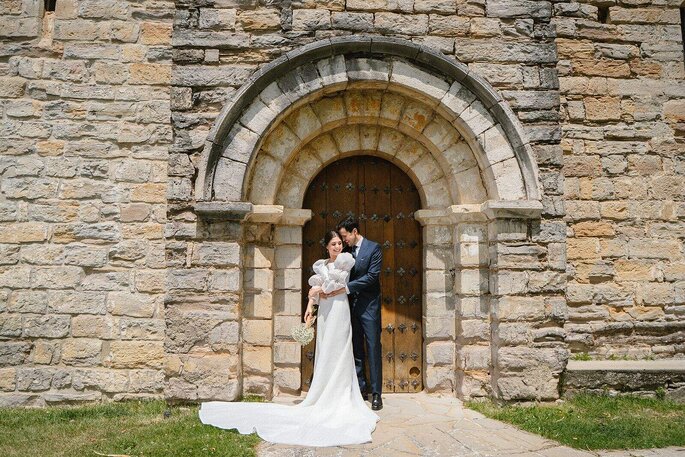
415,205,485,226
195,201,253,221
246,205,283,223
415,208,452,226
482,200,542,220
195,203,312,226
280,208,312,226
416,201,542,226
246,205,312,226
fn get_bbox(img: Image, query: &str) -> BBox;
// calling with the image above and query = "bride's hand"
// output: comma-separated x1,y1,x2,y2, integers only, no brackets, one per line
327,287,346,298
308,286,322,299
304,306,313,323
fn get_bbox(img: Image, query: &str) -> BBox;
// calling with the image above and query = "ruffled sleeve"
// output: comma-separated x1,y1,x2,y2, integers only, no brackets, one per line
308,273,324,288
334,252,355,272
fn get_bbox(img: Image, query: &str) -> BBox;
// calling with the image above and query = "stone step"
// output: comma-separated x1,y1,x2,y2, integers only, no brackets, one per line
563,360,685,402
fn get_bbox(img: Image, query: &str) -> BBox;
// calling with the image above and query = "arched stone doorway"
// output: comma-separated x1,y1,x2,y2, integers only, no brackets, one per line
171,36,566,403
301,156,423,393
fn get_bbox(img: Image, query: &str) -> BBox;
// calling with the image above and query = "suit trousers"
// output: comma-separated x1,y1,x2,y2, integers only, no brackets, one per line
350,304,382,395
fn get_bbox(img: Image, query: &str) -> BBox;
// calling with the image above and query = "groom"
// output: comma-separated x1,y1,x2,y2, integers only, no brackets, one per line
336,219,383,411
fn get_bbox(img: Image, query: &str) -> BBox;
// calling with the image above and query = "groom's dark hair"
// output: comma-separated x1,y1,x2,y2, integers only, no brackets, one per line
337,218,359,233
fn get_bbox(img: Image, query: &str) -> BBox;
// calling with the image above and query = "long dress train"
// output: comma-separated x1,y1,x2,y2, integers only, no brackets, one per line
199,253,379,447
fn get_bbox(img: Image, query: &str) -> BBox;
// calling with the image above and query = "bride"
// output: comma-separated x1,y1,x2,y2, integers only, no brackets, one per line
199,230,380,447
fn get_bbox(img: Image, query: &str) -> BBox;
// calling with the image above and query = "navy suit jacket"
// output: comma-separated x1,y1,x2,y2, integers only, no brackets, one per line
347,239,382,316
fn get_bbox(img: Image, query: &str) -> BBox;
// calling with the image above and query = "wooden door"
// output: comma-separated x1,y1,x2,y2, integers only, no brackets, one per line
301,156,423,393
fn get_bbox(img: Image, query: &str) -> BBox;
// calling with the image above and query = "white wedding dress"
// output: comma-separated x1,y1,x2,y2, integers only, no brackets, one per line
199,252,379,447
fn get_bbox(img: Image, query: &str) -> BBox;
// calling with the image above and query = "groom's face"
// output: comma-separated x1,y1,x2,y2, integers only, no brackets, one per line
339,227,358,246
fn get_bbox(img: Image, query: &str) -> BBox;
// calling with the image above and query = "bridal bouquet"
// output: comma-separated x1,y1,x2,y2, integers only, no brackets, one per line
291,319,315,346
291,306,317,346
292,286,321,346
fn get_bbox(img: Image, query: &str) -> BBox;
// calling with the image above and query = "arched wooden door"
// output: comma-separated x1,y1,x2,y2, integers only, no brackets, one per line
301,156,423,393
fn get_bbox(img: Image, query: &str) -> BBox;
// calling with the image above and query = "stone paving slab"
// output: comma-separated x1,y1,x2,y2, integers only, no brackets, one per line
259,393,685,457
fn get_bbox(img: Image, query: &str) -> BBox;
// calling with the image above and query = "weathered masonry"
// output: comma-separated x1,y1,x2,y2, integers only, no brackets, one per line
0,0,683,406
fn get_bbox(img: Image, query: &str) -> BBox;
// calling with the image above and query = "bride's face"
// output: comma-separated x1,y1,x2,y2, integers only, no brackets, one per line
327,237,343,258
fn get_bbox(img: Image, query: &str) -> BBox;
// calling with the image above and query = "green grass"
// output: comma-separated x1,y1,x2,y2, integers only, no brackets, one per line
571,352,592,361
467,394,685,450
0,400,260,457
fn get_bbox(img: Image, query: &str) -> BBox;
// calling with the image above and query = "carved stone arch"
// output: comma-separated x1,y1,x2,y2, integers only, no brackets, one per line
195,36,542,208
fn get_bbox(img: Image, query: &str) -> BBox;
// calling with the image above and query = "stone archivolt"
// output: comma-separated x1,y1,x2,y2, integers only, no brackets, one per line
196,38,542,211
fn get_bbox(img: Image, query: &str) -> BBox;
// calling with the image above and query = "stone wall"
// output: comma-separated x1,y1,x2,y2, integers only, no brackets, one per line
553,1,685,359
0,0,172,406
1,0,682,406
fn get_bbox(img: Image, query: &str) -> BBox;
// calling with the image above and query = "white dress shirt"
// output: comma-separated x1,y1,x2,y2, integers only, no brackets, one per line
346,236,363,294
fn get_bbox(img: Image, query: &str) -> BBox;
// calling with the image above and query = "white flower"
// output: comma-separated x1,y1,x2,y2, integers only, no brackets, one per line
291,323,315,346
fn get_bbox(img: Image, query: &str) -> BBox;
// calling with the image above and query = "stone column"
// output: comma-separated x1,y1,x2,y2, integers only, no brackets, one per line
485,201,568,401
238,206,311,398
271,210,311,397
452,211,491,400
241,223,275,397
415,209,457,394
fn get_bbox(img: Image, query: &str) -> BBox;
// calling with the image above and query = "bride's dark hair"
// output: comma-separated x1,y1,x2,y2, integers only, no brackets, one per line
323,230,342,258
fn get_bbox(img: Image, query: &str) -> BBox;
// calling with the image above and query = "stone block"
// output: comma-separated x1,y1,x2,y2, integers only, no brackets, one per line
23,315,70,338
121,318,165,342
274,247,302,270
7,291,47,313
495,296,546,321
0,314,21,337
243,376,271,397
0,368,16,392
48,291,107,315
374,12,428,35
332,12,373,31
390,60,449,103
243,346,272,375
458,345,491,370
292,8,331,30
456,268,488,295
274,315,302,338
199,8,237,30
61,339,103,367
243,319,273,346
274,341,301,365
136,270,165,293
457,296,488,319
129,369,164,393
192,242,240,267
426,341,455,366
72,315,118,339
72,368,129,393
63,244,108,268
16,367,55,391
424,316,456,339
107,292,155,317
0,342,32,366
238,9,281,31
140,21,172,45
108,341,164,369
274,368,300,393
346,57,389,88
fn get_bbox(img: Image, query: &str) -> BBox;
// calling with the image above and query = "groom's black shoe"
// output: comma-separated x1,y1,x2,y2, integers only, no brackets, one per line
371,393,383,410
361,391,369,402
